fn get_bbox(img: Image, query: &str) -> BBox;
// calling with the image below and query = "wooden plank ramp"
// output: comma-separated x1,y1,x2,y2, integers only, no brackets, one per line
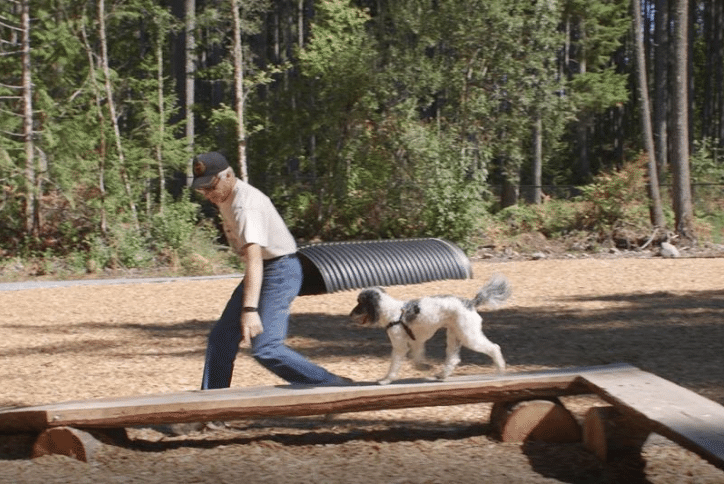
0,364,615,432
582,365,724,470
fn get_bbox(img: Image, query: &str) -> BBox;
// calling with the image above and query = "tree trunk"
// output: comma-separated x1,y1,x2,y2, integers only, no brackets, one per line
156,23,167,213
231,0,248,182
704,0,724,145
718,0,724,145
632,0,665,228
21,0,36,236
577,19,590,181
687,0,695,154
563,15,570,80
185,0,196,185
654,0,669,182
577,121,590,181
532,115,543,205
80,21,108,235
671,0,695,240
501,163,520,209
99,0,139,231
702,0,713,140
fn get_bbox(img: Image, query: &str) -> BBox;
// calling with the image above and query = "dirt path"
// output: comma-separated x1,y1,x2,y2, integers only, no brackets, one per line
1,257,723,483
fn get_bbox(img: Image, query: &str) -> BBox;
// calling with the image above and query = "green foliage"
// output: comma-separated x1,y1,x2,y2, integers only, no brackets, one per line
571,68,629,113
298,0,372,79
52,219,152,272
4,0,723,278
559,0,630,176
690,138,724,184
576,160,652,231
84,233,116,272
277,112,483,245
495,200,579,238
259,0,630,245
569,69,629,114
689,138,724,242
565,0,630,68
495,159,659,243
150,197,199,253
392,122,481,243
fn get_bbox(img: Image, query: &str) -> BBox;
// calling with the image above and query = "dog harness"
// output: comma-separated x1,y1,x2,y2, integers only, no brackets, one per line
386,317,416,340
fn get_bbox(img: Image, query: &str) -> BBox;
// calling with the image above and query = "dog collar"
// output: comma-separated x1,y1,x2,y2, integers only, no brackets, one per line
386,318,416,340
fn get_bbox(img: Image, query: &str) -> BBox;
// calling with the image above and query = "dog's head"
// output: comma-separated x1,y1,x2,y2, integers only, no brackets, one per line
350,287,386,326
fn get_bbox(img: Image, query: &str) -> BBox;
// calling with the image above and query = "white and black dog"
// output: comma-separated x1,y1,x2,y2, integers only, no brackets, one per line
350,274,511,384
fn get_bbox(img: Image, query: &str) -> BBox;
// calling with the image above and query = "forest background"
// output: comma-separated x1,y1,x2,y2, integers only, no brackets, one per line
1,0,723,279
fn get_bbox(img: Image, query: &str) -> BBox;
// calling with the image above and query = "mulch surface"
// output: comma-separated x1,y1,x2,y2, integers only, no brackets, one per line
1,256,724,483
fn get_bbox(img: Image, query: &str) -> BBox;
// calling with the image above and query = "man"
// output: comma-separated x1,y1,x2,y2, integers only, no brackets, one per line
192,151,351,388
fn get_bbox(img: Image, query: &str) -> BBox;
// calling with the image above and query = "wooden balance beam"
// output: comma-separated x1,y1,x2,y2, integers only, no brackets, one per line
1,363,722,471
0,364,598,432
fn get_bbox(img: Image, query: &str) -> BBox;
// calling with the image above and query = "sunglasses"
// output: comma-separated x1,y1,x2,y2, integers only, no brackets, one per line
197,175,220,194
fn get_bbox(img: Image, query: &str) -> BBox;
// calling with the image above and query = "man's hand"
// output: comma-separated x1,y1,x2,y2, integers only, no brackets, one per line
241,311,263,345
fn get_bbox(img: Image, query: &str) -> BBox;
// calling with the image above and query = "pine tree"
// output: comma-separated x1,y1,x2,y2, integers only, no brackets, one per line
671,0,694,240
563,0,629,182
98,0,139,231
632,0,665,227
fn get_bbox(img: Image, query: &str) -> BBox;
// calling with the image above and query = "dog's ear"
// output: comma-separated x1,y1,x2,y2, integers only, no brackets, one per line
350,288,382,324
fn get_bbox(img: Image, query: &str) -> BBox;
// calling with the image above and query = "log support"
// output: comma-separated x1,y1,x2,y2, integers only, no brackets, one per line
490,398,582,443
32,426,128,462
583,406,651,462
32,427,100,461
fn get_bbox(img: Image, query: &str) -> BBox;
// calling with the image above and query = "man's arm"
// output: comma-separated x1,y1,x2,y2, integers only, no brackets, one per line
240,242,264,345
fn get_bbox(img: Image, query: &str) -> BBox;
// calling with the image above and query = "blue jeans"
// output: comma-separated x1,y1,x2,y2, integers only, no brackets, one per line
201,254,342,388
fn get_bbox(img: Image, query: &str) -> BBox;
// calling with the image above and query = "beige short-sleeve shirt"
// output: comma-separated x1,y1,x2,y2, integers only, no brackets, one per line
217,179,297,259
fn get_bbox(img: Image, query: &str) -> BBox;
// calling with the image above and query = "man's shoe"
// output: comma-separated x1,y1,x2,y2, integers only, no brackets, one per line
323,376,354,386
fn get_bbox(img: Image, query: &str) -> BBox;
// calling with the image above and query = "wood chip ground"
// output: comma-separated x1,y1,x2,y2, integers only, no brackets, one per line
1,257,724,483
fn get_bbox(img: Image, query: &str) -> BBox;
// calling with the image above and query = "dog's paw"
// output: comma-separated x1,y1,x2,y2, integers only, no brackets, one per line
377,378,392,385
435,372,452,381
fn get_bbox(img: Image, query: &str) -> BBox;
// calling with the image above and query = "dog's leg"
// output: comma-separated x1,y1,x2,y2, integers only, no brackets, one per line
437,332,462,380
409,341,430,371
454,313,506,373
379,341,407,385
463,334,506,373
487,343,506,373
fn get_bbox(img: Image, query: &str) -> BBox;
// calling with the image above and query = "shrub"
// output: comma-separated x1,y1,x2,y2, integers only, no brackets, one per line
576,160,648,230
150,197,199,253
494,199,579,238
108,223,153,269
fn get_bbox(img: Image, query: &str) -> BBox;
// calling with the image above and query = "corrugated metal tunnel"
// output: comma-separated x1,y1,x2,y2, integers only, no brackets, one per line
297,238,472,296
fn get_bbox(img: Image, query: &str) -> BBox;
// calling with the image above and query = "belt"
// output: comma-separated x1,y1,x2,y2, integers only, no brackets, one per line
263,253,297,266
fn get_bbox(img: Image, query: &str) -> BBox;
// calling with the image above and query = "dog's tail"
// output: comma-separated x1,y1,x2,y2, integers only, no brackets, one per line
472,273,511,308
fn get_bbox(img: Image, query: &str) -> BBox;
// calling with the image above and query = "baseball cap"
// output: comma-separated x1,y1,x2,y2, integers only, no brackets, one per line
191,152,230,189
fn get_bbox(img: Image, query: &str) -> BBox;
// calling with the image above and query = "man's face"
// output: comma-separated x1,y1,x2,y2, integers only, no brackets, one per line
197,172,231,204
